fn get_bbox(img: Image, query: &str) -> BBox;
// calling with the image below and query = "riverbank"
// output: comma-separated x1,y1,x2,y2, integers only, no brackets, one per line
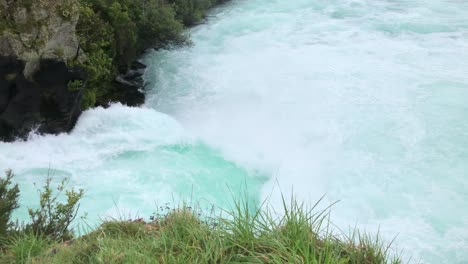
1,198,401,263
0,0,228,141
0,171,401,263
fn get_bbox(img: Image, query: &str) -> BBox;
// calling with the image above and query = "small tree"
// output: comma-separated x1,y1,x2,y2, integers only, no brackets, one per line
0,170,20,241
26,176,84,241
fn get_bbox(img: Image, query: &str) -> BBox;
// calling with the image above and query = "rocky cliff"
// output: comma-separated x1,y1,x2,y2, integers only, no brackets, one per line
0,0,85,141
0,0,226,141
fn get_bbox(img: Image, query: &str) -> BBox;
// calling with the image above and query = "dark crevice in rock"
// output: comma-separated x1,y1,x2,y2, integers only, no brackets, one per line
0,56,85,142
100,60,146,108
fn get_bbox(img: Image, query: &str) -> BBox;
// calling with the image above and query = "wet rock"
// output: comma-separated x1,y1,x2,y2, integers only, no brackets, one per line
0,56,84,141
0,0,85,141
109,61,146,107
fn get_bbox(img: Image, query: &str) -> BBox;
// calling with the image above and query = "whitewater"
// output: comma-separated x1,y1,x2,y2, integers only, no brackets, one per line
1,0,468,262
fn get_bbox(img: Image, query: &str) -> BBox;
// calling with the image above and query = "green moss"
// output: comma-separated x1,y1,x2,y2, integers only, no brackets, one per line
5,73,17,82
53,47,65,58
67,80,84,92
17,0,33,10
0,14,6,33
57,0,80,20
81,88,97,109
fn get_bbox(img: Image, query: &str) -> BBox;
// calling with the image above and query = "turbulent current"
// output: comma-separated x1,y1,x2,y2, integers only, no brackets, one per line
1,0,468,262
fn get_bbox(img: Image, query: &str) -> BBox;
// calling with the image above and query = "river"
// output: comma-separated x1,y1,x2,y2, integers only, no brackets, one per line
1,0,468,262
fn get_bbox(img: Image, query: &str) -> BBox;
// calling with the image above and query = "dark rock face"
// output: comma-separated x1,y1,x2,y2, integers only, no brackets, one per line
0,56,85,141
108,61,146,107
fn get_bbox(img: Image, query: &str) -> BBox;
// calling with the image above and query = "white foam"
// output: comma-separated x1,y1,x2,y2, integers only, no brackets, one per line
1,0,467,263
0,102,264,227
0,104,185,170
144,1,468,263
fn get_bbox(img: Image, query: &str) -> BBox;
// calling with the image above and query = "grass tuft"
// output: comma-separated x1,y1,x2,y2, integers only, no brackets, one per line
0,198,402,264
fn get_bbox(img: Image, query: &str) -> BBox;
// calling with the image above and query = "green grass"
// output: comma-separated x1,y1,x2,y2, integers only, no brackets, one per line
0,197,401,264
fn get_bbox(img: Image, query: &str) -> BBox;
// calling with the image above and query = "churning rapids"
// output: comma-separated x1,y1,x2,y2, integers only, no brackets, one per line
1,0,468,262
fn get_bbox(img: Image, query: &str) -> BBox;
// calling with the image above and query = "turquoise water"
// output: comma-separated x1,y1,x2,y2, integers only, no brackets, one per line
0,105,266,228
1,0,468,262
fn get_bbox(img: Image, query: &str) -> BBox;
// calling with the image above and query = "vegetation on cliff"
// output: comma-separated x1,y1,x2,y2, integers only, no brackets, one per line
0,0,228,103
0,0,86,141
0,171,401,263
0,0,228,140
73,0,228,108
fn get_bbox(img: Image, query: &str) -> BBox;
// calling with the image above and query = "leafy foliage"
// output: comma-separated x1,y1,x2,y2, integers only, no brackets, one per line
169,0,227,26
73,0,226,109
74,2,115,108
0,171,85,263
0,170,20,243
25,177,84,241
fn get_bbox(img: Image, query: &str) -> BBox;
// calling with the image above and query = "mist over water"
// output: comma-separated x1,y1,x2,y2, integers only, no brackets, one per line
145,1,468,262
1,0,468,263
0,104,265,226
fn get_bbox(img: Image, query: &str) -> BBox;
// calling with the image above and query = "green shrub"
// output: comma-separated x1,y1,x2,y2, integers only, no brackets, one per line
169,0,227,26
75,1,115,108
17,0,33,10
135,1,188,51
25,176,84,241
67,80,85,92
0,170,20,244
72,0,226,109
